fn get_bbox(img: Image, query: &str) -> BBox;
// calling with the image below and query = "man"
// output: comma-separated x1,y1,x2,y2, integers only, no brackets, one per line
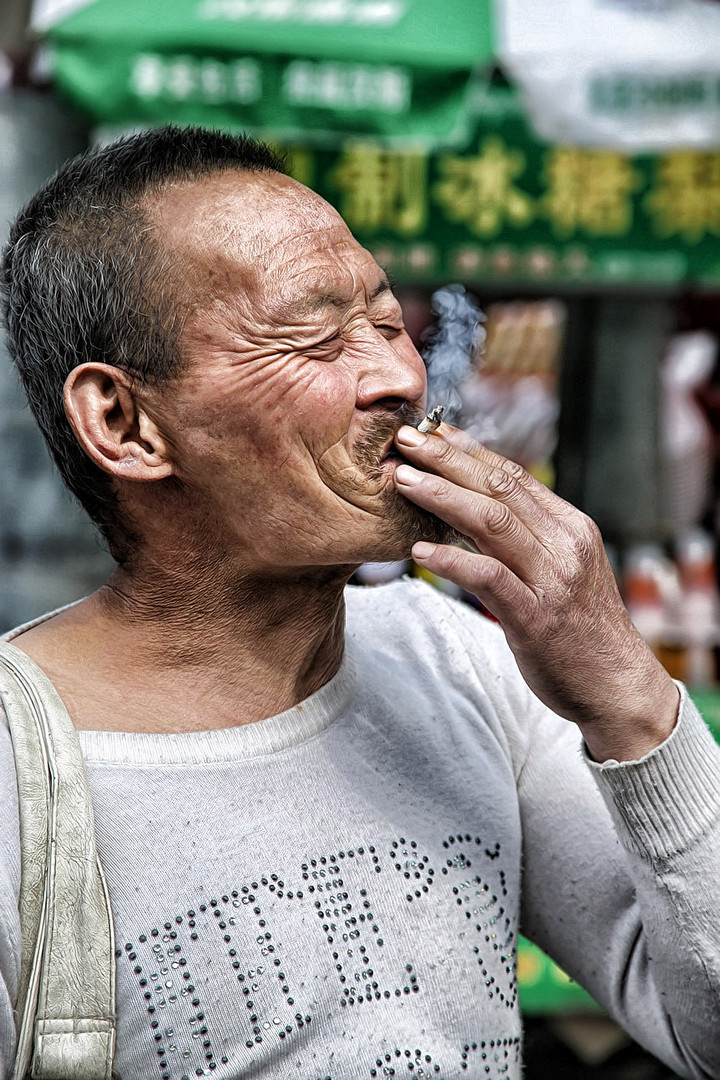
0,126,718,1079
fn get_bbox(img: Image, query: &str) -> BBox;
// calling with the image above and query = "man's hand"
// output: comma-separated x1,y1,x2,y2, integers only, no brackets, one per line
393,422,679,763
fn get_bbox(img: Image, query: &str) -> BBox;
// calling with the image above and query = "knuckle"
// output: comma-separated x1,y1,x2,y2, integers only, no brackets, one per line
441,545,464,572
502,458,527,483
429,542,466,579
574,513,602,557
583,513,603,544
432,438,456,466
559,515,603,589
484,500,515,536
426,475,449,501
485,465,519,499
481,558,506,590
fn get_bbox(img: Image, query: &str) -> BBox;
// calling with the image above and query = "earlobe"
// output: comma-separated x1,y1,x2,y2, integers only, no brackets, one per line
63,363,175,482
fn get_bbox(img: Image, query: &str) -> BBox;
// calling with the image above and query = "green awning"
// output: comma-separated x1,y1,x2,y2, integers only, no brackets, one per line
36,0,495,148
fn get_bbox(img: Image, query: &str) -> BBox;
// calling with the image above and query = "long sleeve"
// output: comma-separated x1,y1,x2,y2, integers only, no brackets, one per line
413,583,720,1079
516,685,720,1079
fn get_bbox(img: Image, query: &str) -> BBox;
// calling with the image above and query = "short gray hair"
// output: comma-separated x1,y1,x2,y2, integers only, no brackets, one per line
1,125,284,562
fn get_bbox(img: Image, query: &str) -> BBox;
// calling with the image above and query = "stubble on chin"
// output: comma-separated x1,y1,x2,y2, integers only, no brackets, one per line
377,483,459,556
354,403,460,558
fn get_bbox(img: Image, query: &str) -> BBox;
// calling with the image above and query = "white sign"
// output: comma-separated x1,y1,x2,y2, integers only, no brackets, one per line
496,0,720,150
32,0,96,31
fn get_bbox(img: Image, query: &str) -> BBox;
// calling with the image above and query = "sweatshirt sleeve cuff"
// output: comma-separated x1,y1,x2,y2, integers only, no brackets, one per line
585,684,720,865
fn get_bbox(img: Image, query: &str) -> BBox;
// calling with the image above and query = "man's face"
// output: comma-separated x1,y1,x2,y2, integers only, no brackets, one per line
147,170,448,571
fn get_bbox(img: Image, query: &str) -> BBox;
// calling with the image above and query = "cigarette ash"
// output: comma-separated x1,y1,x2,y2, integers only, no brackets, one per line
422,284,485,424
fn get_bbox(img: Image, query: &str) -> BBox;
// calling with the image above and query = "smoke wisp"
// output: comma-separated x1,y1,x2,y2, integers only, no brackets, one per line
423,284,485,424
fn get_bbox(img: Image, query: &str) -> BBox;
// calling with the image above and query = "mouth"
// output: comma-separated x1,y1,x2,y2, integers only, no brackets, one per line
353,403,424,476
380,438,404,467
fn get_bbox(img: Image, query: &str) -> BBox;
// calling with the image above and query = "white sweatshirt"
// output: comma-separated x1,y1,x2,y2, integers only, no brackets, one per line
0,579,719,1080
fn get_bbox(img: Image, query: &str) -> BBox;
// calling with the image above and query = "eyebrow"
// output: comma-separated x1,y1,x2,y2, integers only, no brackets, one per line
308,275,396,312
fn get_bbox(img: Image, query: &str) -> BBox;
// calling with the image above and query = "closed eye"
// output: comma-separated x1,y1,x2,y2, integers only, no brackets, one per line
375,324,404,339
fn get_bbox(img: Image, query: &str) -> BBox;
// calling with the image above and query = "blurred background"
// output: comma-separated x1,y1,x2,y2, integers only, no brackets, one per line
2,0,720,1075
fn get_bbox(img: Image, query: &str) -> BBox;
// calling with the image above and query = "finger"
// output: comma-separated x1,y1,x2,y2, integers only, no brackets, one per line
394,427,557,549
411,541,538,631
440,423,560,506
398,422,572,522
395,464,544,581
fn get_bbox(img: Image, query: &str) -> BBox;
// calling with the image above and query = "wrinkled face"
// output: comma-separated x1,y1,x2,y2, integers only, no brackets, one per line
148,170,447,570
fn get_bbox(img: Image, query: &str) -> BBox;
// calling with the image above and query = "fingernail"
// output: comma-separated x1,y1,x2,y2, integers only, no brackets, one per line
395,464,422,486
412,541,437,560
396,425,426,447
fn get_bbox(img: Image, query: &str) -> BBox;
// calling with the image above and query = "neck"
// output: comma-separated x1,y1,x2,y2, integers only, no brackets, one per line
16,548,353,733
103,555,350,722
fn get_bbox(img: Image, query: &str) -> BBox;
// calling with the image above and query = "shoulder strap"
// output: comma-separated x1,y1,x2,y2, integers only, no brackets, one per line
0,643,116,1080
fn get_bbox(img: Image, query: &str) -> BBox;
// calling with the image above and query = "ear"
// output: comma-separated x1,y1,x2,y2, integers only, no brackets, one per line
63,363,175,482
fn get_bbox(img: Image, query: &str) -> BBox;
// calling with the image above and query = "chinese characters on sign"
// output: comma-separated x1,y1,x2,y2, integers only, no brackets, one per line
284,62,410,113
644,152,720,243
435,137,534,237
197,0,407,25
132,54,263,104
337,137,717,244
332,144,427,234
541,149,639,237
297,132,720,284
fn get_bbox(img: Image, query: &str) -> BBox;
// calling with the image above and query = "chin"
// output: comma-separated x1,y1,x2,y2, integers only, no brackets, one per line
283,488,456,570
370,494,457,560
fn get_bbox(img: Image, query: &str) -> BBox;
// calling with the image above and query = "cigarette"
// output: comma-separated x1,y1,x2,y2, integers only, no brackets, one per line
417,404,446,434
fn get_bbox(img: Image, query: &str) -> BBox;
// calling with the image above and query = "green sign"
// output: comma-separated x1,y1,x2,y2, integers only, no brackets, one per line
43,0,494,147
517,936,600,1015
43,0,720,287
269,81,720,287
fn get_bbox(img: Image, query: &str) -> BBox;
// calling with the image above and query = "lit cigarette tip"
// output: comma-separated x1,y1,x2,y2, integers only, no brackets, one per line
417,404,446,434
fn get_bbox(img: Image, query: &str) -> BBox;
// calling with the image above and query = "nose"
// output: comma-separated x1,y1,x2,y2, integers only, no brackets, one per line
355,332,427,412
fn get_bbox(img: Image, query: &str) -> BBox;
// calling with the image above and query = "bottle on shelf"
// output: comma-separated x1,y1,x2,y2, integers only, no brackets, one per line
675,527,720,688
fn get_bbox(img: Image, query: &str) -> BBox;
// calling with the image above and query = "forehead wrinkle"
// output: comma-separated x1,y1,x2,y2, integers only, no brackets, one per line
153,172,396,339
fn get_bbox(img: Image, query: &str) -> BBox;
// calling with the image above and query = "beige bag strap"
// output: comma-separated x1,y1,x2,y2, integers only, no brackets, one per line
0,642,116,1080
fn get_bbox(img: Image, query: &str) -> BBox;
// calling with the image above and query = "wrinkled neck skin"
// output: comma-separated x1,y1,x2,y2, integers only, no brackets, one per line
15,508,354,733
96,537,351,727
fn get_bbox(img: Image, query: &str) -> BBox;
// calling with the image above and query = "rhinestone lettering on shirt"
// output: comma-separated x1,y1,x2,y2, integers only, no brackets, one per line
116,831,519,1079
